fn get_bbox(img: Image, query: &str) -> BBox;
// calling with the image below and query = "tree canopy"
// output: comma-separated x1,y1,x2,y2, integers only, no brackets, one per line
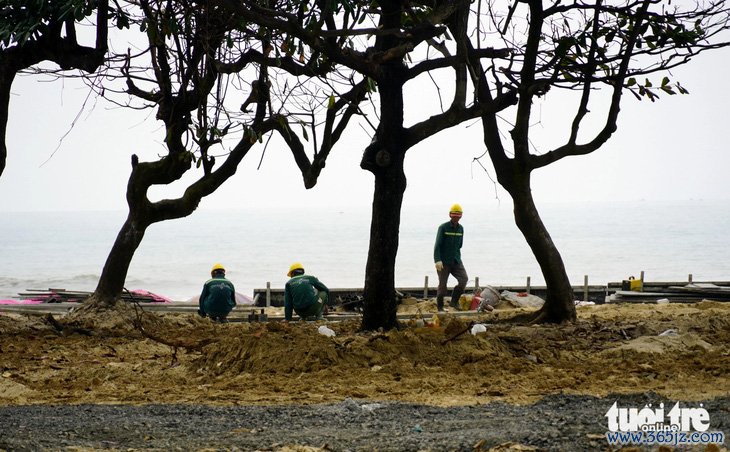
0,0,128,176
459,0,730,322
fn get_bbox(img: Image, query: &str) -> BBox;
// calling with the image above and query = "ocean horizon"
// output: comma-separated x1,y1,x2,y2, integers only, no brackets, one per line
2,199,729,301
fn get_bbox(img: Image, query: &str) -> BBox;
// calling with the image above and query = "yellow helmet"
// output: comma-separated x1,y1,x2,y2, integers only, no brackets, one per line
287,262,304,277
449,203,463,216
211,263,226,274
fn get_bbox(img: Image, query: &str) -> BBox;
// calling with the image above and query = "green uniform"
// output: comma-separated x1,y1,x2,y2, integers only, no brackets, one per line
434,221,464,265
199,275,236,319
284,274,329,321
434,220,468,310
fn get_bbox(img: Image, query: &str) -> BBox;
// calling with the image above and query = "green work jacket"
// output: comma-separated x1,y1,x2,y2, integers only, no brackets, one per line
434,220,464,265
199,275,236,317
284,274,329,320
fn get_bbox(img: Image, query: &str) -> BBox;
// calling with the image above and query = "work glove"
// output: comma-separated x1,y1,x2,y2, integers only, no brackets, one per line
435,261,443,272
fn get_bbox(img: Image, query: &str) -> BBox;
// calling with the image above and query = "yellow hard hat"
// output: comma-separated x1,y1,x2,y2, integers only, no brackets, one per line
211,263,226,274
287,262,304,277
449,203,463,215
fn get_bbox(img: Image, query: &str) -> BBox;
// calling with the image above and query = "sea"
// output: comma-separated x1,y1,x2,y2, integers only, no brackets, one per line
1,200,729,301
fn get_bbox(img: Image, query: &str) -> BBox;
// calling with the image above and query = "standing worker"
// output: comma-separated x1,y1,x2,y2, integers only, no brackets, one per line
284,262,330,321
434,204,468,311
198,263,237,322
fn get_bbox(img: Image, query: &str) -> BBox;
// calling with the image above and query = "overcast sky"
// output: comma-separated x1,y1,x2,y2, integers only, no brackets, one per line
2,45,729,214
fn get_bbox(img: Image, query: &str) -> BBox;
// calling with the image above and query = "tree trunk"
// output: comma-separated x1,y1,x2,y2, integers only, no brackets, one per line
361,159,406,331
0,63,16,177
89,213,150,306
360,41,407,330
507,173,577,323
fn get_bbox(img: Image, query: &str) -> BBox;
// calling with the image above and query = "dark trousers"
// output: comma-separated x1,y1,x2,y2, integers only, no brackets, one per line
437,262,468,309
296,291,328,320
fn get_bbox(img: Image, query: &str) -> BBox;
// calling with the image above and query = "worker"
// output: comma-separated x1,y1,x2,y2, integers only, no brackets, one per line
284,262,330,321
198,263,237,322
433,203,469,311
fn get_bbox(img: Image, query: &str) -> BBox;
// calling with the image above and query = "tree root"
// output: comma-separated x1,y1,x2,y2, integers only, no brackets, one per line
66,293,216,354
68,296,125,318
501,307,574,325
43,313,93,336
441,321,475,345
527,306,576,325
128,302,216,352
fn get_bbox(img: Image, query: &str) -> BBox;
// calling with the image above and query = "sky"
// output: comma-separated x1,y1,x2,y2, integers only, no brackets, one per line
1,43,729,214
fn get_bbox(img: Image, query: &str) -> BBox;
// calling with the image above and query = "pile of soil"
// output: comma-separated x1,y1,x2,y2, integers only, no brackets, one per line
1,301,729,450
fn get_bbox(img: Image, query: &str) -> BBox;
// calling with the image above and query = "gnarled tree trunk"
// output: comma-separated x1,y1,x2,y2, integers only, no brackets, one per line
505,172,576,323
91,213,150,305
86,152,194,307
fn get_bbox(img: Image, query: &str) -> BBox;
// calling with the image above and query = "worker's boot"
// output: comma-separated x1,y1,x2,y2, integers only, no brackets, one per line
449,289,463,310
436,296,445,312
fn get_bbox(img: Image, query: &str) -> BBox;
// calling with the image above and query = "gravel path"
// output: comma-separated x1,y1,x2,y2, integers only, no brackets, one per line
1,394,728,451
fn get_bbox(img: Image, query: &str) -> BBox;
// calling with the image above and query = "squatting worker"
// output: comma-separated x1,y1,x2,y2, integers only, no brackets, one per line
433,204,468,312
198,263,236,322
284,262,330,321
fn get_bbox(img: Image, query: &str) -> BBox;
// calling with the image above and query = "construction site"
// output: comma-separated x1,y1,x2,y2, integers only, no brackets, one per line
1,287,729,450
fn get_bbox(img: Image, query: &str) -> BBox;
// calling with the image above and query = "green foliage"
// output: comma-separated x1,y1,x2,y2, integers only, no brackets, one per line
0,0,62,46
58,0,93,22
0,0,129,47
365,76,377,93
300,121,309,141
243,126,258,144
625,76,688,102
545,2,713,102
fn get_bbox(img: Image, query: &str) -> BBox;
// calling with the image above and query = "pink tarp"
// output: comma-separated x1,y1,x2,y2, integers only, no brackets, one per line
0,299,45,305
126,289,174,303
1,289,174,304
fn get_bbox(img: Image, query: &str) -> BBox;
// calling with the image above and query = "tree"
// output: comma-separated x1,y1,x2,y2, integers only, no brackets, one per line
0,0,125,176
88,0,363,307
86,0,269,306
466,0,730,322
217,0,516,330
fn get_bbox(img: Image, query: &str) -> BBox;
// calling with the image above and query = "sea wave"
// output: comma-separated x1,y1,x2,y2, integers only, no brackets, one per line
2,201,729,300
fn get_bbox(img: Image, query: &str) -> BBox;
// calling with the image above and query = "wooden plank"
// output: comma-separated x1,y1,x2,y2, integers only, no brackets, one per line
1,302,490,321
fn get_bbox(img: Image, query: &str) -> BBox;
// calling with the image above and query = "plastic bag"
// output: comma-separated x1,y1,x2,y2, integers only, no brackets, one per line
318,325,336,337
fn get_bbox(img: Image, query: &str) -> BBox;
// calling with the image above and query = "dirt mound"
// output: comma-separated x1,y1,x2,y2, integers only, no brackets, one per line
605,331,715,354
1,301,729,407
192,316,508,377
0,313,50,335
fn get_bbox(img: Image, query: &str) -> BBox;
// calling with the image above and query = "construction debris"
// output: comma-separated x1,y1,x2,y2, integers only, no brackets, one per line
12,289,173,304
607,283,730,303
